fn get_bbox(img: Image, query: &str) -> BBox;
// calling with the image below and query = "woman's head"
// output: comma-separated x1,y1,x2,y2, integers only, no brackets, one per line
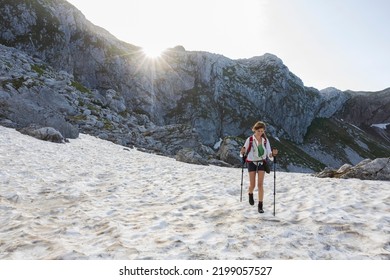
252,121,267,137
252,121,266,132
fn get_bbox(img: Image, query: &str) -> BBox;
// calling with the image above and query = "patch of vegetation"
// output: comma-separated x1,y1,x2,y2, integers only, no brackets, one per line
71,81,91,94
11,77,26,90
363,138,390,158
119,110,129,118
67,114,87,122
103,119,114,130
304,117,390,164
31,64,46,76
270,137,326,172
78,98,85,107
87,103,100,113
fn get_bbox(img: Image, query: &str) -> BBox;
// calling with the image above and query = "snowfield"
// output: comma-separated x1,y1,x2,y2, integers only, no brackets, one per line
0,126,389,260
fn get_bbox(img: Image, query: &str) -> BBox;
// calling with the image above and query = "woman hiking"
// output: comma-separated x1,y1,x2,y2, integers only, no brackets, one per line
240,121,278,213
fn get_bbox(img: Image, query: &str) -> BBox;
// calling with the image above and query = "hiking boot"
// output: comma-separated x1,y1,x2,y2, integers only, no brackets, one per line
258,202,264,213
248,193,254,205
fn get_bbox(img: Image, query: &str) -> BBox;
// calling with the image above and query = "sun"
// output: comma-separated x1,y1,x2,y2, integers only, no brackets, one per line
142,45,164,58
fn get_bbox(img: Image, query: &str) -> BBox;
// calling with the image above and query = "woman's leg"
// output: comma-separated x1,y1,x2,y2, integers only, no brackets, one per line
248,171,256,194
248,170,256,205
257,171,265,202
257,171,265,213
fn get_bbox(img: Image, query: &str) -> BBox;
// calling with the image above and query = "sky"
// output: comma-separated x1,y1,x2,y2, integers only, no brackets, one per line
66,0,390,92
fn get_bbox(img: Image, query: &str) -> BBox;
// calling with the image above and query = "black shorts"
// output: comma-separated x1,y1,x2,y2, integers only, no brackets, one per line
247,161,265,172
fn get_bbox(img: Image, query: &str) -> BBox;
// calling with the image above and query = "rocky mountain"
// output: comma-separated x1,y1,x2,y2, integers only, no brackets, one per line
1,0,389,172
336,88,390,142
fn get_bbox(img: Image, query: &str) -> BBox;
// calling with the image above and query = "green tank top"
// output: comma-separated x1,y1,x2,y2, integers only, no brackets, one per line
257,144,265,157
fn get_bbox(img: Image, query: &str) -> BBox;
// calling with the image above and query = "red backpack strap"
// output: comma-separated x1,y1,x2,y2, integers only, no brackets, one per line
246,136,253,154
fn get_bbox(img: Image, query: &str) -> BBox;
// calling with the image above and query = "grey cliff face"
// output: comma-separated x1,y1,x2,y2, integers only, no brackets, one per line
0,43,79,138
336,88,390,127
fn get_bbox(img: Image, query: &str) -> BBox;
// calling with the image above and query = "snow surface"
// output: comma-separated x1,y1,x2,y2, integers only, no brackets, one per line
213,138,223,150
0,126,389,260
371,123,390,130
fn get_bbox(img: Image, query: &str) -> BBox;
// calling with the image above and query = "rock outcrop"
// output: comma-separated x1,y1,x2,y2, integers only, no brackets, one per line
316,158,390,181
216,137,243,167
18,125,65,143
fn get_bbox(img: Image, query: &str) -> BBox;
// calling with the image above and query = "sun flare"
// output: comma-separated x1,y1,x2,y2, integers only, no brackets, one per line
142,46,164,58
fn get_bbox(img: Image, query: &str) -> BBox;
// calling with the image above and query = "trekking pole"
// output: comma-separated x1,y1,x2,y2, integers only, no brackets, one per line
272,149,277,216
240,154,245,202
240,162,244,202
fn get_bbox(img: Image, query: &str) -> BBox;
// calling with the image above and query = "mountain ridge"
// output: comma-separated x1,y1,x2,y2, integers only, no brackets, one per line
1,0,389,172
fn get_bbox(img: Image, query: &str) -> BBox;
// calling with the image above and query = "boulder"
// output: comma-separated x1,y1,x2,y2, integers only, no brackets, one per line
340,158,390,180
316,167,336,178
216,137,242,167
175,148,208,165
18,125,66,143
316,158,390,181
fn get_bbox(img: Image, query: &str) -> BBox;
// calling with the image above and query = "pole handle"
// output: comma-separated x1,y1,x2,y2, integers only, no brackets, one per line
272,147,277,164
